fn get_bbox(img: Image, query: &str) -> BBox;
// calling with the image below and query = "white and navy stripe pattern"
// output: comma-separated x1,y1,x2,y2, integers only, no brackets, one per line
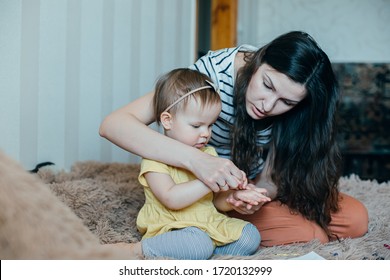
189,45,272,178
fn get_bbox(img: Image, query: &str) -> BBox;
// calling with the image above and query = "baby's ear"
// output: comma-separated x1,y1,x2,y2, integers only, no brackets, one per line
160,112,173,130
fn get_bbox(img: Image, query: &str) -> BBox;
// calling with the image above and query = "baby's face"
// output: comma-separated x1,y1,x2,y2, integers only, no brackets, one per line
165,99,221,149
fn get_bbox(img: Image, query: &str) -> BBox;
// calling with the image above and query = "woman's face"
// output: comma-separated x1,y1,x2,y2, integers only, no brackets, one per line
245,63,307,120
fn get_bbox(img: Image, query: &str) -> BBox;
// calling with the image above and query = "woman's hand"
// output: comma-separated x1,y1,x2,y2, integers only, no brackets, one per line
188,153,246,192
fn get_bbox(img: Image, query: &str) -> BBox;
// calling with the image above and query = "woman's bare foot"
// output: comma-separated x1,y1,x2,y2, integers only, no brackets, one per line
104,242,143,259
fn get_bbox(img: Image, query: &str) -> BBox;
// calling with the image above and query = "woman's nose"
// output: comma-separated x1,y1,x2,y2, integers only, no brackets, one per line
263,96,278,112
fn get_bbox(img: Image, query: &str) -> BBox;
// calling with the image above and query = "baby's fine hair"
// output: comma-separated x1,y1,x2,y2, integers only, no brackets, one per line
153,68,220,124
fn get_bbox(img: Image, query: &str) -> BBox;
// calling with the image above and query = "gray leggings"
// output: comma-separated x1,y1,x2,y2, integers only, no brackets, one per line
141,224,260,260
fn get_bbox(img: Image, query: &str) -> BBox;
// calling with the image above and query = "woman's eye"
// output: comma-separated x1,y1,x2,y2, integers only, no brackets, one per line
283,100,295,106
263,82,272,90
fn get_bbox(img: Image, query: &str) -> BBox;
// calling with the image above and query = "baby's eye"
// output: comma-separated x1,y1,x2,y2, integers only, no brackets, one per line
191,124,200,128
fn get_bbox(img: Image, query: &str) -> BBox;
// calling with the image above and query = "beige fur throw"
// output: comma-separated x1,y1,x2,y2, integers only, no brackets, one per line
0,151,138,259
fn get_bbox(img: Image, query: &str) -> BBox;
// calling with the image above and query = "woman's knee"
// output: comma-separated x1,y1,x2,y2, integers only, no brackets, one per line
329,193,369,240
229,202,329,246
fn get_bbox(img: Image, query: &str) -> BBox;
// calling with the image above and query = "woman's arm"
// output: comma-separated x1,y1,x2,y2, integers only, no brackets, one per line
145,172,211,210
252,150,278,200
99,92,244,191
99,92,193,167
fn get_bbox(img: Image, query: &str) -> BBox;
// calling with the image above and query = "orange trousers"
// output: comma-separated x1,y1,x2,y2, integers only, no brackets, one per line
228,193,368,247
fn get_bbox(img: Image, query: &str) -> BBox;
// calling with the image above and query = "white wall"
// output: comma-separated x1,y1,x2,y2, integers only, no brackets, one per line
0,0,196,170
238,0,390,62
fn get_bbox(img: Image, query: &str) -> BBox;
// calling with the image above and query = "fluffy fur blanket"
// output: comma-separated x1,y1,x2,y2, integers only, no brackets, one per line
1,150,389,260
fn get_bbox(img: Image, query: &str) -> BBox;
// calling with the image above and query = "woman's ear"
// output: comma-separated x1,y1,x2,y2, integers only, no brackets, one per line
160,112,173,130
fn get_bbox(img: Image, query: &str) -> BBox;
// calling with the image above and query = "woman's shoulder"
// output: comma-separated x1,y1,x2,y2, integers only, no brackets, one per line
190,45,258,86
207,44,257,55
204,45,257,63
237,44,258,52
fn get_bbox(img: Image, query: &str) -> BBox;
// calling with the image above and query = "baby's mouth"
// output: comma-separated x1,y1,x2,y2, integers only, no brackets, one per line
194,142,206,148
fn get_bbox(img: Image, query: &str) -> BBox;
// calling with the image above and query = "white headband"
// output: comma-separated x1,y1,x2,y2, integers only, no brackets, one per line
163,80,219,112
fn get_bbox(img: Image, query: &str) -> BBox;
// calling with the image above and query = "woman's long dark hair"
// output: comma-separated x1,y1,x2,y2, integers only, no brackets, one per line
232,31,342,237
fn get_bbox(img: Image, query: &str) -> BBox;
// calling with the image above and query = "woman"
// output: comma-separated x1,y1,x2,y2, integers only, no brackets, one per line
99,31,368,247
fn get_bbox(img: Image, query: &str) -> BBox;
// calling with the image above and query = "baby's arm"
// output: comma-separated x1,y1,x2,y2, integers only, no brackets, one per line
144,171,211,210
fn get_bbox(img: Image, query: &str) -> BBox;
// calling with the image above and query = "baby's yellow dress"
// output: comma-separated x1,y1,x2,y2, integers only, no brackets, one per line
136,146,248,246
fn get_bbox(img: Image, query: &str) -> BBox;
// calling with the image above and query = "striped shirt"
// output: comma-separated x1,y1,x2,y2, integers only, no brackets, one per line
189,45,272,179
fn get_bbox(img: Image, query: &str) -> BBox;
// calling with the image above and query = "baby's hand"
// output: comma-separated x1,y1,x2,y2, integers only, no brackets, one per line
226,185,271,209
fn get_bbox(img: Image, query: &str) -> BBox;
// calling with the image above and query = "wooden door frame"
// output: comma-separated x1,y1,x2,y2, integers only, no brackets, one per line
211,0,237,50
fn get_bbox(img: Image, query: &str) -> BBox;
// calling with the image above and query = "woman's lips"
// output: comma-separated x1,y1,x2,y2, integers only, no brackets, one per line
253,105,266,118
